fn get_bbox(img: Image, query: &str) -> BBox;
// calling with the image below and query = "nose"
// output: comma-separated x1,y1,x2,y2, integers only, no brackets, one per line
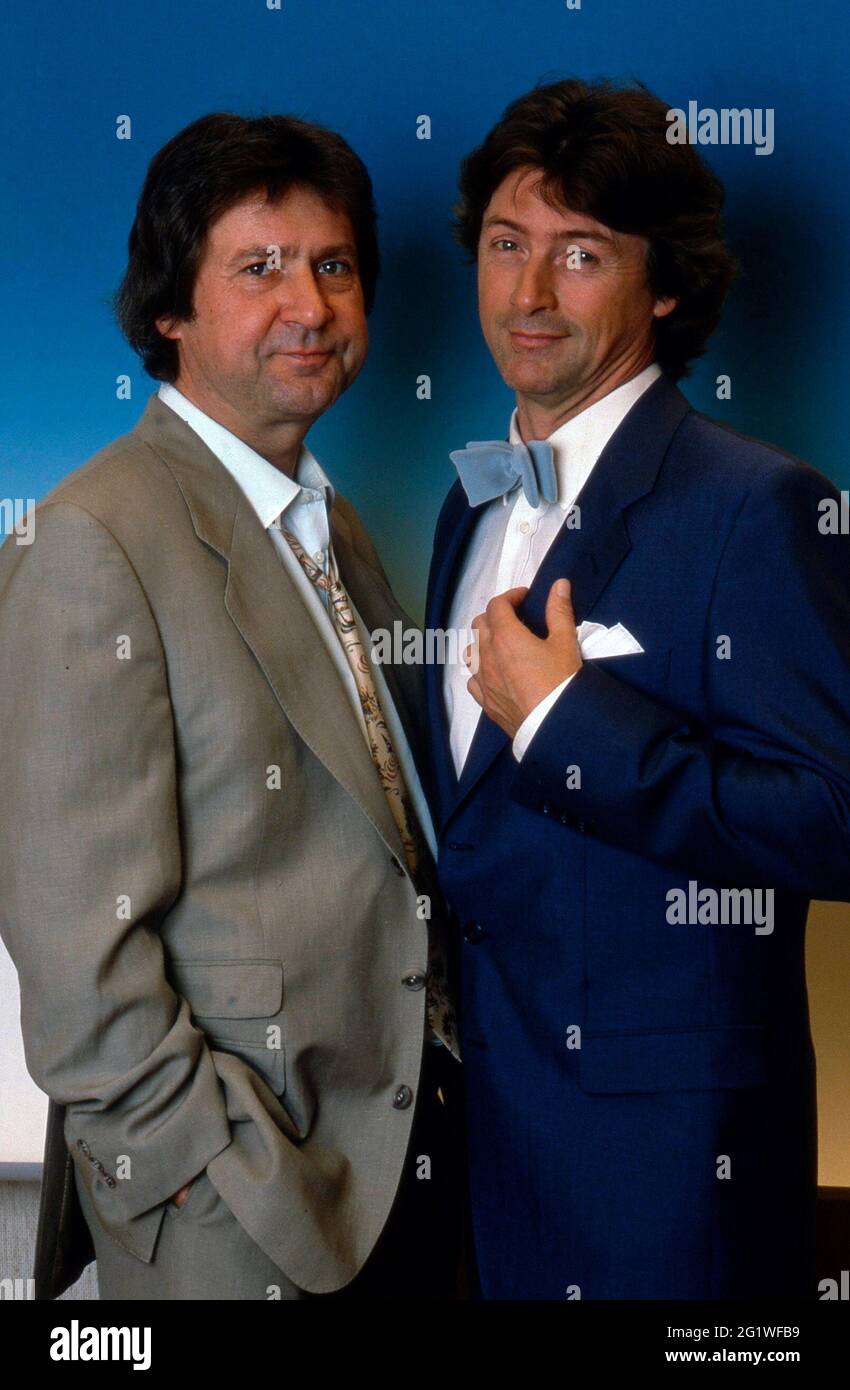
275,263,334,332
510,254,558,316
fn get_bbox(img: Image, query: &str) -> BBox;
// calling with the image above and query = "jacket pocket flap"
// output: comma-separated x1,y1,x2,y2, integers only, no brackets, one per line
578,1024,768,1094
169,959,283,1018
591,646,671,686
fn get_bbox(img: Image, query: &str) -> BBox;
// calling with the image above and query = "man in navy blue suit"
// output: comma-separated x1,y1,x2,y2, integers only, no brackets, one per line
424,78,850,1300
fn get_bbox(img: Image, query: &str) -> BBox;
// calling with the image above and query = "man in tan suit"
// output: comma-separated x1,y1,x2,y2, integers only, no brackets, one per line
0,112,463,1300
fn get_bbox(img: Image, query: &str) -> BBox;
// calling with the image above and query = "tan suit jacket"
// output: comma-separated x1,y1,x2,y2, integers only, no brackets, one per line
0,394,452,1298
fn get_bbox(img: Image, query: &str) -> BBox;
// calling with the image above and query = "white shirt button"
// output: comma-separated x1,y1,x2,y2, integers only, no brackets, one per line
518,521,530,534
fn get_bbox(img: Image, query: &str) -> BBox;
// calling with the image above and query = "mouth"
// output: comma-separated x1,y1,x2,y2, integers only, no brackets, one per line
278,348,333,363
508,331,567,350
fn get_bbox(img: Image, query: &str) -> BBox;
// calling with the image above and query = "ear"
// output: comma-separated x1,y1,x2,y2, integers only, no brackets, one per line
155,314,181,341
652,295,678,320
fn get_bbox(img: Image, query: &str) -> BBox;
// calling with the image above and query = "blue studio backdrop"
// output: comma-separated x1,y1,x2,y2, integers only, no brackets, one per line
2,0,848,616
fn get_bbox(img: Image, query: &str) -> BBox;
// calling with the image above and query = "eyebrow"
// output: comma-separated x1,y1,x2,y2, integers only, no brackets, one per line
224,242,358,268
481,215,613,244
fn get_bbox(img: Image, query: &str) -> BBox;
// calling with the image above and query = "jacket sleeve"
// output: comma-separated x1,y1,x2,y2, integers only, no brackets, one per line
510,464,850,898
0,501,232,1244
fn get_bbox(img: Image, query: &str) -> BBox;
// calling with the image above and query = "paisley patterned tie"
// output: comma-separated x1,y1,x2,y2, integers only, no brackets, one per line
280,525,459,1060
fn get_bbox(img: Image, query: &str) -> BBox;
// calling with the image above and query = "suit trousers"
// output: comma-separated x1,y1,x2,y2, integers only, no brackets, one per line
73,1039,465,1300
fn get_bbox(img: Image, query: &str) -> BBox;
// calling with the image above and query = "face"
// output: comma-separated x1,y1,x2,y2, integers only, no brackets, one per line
157,185,368,434
477,166,676,411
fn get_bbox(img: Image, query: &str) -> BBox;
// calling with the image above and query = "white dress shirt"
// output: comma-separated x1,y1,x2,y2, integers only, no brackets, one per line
158,382,436,858
443,363,662,778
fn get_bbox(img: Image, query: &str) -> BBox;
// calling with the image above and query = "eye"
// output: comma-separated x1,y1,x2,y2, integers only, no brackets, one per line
318,259,353,276
492,238,520,252
564,245,599,267
243,261,273,277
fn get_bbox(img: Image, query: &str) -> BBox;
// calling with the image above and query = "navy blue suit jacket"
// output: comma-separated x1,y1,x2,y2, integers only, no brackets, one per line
424,374,850,1299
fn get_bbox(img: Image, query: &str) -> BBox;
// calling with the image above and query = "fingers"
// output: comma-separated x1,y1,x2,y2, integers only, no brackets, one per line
494,586,530,610
462,628,481,674
544,577,576,636
471,586,530,641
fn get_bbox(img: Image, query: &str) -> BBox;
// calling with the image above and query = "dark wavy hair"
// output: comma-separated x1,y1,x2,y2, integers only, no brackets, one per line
453,79,739,380
115,112,380,382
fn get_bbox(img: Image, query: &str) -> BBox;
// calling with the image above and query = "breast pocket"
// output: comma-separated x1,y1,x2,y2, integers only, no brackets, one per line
590,646,671,693
169,958,286,1095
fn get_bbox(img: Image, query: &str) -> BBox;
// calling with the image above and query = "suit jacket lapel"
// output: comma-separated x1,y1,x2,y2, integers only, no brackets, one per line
133,394,408,863
443,375,692,822
424,480,482,825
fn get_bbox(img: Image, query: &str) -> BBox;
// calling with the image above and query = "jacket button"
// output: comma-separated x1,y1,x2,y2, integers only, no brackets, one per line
402,972,426,991
392,1084,413,1109
463,921,485,943
390,856,405,876
542,802,551,815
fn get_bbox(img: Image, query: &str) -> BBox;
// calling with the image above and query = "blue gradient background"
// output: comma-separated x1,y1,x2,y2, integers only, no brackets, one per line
2,0,847,616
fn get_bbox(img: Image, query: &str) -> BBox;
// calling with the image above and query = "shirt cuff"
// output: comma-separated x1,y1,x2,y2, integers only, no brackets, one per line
512,672,579,762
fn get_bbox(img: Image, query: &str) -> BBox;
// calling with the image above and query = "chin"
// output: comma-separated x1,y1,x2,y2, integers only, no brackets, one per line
503,365,563,396
267,376,338,410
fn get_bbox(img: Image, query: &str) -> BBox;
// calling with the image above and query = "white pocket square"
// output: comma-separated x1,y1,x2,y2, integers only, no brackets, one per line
575,620,644,659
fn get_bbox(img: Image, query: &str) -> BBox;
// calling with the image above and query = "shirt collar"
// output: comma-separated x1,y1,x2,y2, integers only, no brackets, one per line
507,362,663,509
157,382,335,529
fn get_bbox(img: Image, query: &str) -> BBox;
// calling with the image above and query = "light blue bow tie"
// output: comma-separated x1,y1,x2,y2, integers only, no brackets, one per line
449,438,558,508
